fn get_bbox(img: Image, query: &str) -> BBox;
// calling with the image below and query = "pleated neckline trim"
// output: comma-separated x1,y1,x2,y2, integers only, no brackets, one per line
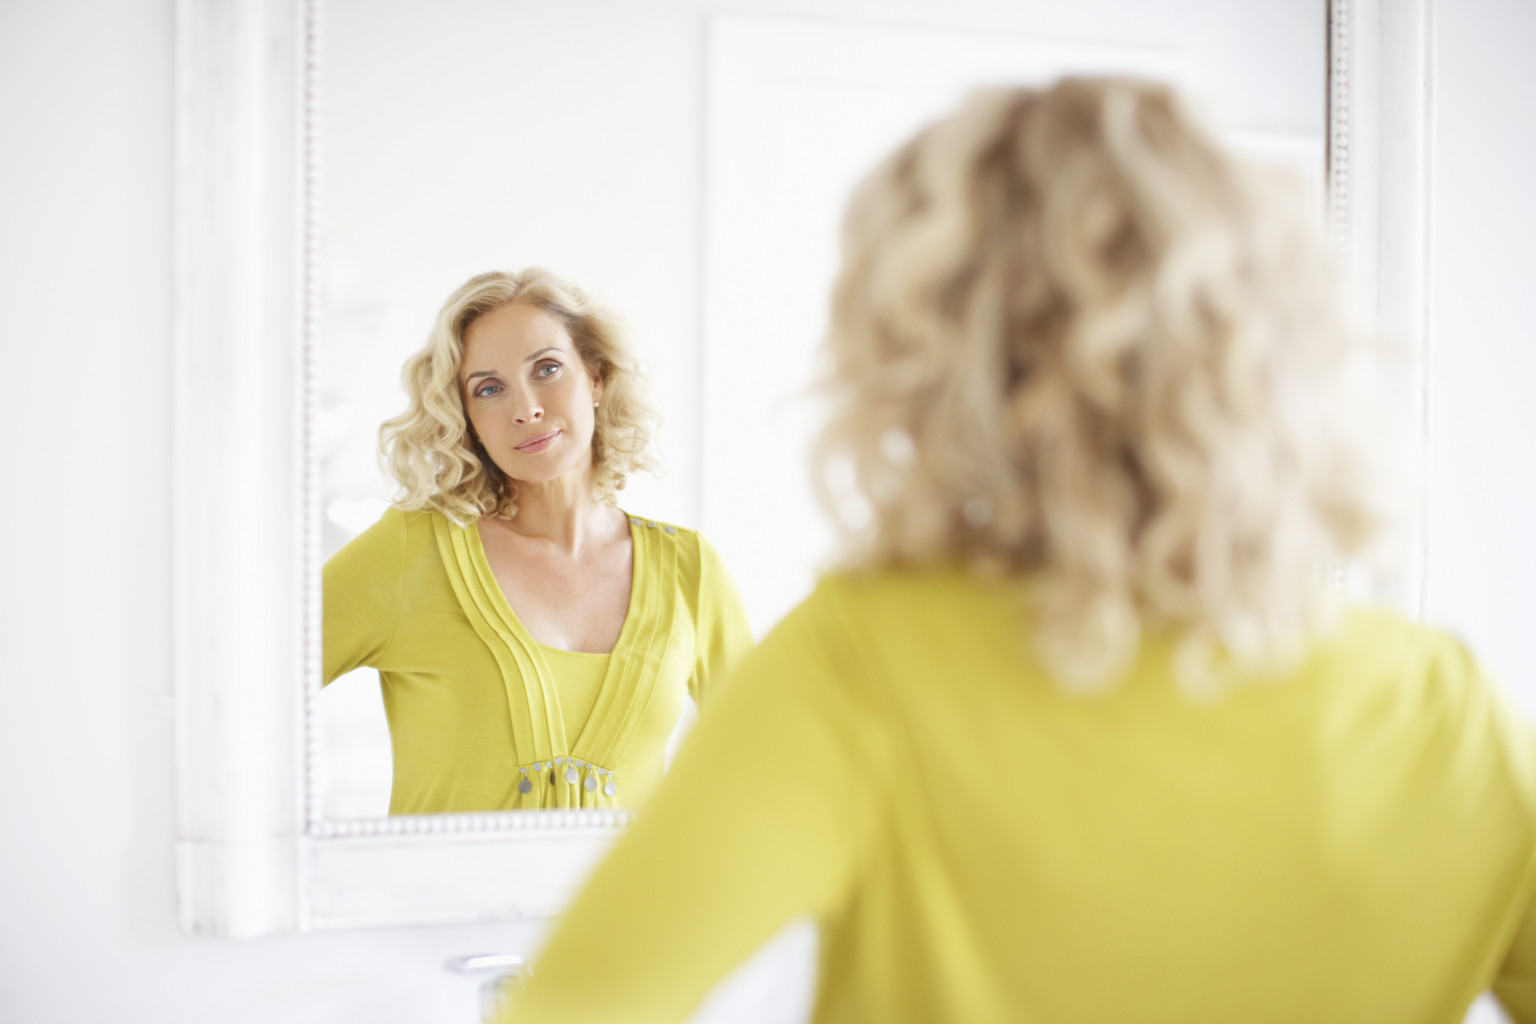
429,510,679,808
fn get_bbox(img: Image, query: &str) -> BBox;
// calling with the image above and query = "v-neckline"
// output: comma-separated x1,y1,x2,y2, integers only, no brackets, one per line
470,508,641,657
430,508,687,804
464,510,644,752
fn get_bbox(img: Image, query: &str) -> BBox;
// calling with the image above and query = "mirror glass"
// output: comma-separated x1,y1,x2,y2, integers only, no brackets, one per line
318,0,1325,819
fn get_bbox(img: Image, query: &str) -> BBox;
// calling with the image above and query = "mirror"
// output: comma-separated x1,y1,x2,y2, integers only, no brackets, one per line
177,0,1432,934
317,0,1328,822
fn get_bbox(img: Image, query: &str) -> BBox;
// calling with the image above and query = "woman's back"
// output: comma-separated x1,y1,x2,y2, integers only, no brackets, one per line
509,569,1536,1023
500,77,1536,1022
805,571,1536,1020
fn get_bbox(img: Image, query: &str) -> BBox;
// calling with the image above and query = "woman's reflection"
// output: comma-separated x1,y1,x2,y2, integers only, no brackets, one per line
323,268,753,814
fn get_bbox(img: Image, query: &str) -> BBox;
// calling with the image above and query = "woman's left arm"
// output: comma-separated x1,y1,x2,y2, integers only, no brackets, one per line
687,534,755,707
498,578,886,1024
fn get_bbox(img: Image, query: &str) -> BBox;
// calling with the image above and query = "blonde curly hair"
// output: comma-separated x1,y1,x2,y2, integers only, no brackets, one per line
815,77,1388,693
381,268,660,523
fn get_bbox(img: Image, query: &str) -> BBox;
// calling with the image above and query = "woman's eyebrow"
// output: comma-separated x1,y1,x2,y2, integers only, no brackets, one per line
464,369,498,382
524,346,562,363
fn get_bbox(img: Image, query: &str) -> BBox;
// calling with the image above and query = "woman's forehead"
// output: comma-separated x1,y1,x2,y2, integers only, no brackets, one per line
462,302,575,360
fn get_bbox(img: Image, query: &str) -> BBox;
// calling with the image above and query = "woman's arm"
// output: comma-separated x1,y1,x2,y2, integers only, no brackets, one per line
685,533,755,708
1497,896,1536,1022
501,579,888,1023
321,508,409,684
1491,724,1536,1022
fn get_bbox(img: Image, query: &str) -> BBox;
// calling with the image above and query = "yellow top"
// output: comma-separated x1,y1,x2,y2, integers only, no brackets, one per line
541,646,610,732
504,569,1536,1023
322,508,753,813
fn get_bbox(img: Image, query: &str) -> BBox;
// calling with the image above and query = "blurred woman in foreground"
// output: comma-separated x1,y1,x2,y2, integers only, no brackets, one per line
502,78,1536,1022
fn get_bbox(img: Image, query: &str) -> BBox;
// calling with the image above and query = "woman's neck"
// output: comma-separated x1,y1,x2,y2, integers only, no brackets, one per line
497,476,621,555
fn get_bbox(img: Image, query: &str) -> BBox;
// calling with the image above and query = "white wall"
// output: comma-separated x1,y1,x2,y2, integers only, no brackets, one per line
0,4,550,1022
0,1,1531,1022
1425,0,1536,720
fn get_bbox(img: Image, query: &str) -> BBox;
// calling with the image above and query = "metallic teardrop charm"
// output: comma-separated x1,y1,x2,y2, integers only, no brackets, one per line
565,767,578,784
518,778,532,795
604,781,617,797
584,775,597,792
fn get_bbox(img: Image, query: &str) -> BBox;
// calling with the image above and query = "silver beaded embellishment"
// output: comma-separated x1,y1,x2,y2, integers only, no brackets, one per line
516,758,617,797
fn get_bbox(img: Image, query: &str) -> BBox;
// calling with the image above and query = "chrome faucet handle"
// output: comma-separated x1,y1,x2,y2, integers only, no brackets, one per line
446,953,528,1022
446,953,526,974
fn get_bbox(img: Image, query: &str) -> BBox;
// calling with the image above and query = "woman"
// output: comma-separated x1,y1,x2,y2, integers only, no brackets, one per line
323,268,752,814
501,80,1536,1021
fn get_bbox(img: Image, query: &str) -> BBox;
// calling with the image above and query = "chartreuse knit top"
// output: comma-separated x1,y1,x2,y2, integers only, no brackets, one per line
322,507,753,814
502,569,1536,1024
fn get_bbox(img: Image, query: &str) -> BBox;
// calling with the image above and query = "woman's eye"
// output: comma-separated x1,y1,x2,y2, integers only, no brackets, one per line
536,362,562,378
474,384,502,398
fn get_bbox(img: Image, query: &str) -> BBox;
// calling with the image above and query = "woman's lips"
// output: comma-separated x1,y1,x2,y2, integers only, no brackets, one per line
515,430,560,454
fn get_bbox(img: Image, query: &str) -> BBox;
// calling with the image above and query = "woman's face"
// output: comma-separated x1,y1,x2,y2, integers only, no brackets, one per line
460,302,603,489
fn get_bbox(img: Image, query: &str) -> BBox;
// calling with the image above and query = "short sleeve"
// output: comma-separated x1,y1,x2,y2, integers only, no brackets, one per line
321,509,408,684
1489,697,1536,1021
1497,894,1536,1022
686,533,754,707
1440,628,1536,1022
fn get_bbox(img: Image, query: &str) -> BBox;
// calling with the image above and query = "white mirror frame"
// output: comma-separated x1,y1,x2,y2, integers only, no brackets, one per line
172,0,1432,936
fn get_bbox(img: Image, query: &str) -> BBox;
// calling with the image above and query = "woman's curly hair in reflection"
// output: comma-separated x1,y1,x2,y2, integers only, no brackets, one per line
814,77,1391,693
381,268,660,524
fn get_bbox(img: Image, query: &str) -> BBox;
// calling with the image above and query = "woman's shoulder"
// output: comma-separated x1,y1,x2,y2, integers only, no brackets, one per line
1328,606,1517,707
624,511,707,561
803,565,1009,620
327,504,440,566
623,511,694,538
1326,608,1536,812
382,503,442,536
623,511,743,593
1324,605,1483,681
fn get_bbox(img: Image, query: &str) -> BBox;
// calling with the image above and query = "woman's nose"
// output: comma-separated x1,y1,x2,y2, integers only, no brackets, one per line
513,404,543,425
